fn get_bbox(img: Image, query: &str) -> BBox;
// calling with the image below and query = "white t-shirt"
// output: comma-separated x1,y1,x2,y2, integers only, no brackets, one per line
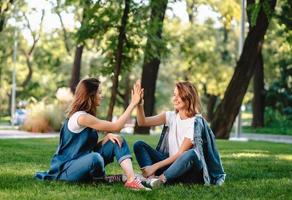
165,111,195,156
68,111,88,133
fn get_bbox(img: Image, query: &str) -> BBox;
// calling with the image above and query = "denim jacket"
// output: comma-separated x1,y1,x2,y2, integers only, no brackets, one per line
156,114,226,185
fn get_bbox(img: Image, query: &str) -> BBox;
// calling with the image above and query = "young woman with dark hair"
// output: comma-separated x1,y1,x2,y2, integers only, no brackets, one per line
36,78,149,190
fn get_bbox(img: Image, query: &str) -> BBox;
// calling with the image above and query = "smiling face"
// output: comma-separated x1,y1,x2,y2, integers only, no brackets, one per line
172,86,186,111
173,82,202,118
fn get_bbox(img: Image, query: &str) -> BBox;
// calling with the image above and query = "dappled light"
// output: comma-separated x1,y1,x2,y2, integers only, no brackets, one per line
0,0,291,199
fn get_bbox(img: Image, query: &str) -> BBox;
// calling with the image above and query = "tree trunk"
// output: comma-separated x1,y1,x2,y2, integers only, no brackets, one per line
69,45,84,93
252,51,265,127
221,27,230,62
134,0,168,134
106,0,130,121
186,0,197,24
211,0,277,139
123,74,130,110
207,94,218,122
21,55,33,88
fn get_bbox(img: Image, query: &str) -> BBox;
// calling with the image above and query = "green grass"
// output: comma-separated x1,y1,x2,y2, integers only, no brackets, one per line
0,135,292,200
242,126,292,136
0,116,10,124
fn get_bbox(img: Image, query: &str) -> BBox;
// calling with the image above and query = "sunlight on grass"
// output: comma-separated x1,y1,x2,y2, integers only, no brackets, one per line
230,152,270,158
277,154,292,161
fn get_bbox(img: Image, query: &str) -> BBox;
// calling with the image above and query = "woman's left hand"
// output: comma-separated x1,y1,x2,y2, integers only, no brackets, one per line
130,80,142,106
142,164,158,178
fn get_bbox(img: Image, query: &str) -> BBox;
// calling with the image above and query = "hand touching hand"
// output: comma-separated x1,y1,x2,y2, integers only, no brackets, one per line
130,79,143,106
141,165,158,178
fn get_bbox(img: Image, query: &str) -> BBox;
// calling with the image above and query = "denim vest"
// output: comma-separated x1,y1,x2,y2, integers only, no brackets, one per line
35,119,98,180
156,114,226,185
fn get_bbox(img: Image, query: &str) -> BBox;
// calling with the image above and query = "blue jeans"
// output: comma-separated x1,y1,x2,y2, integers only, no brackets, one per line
133,140,203,184
59,138,132,182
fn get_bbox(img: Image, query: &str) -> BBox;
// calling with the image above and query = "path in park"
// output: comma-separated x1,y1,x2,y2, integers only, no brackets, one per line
0,129,59,139
230,133,292,144
0,128,291,144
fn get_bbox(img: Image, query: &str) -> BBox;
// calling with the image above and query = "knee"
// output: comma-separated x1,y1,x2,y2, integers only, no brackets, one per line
181,150,203,169
108,135,125,146
90,153,104,170
179,149,198,162
133,140,146,152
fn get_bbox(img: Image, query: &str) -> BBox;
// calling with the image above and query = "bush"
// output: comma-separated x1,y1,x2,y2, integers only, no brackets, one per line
264,107,292,128
21,87,73,133
21,100,67,133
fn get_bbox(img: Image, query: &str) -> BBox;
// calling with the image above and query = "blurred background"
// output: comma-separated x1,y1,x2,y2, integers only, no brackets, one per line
0,0,291,138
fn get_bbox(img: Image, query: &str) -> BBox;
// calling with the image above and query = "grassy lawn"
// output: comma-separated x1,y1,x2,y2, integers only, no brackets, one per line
0,135,292,200
242,126,292,136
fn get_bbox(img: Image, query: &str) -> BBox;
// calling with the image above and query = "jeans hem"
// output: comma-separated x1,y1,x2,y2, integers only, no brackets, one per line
118,155,132,164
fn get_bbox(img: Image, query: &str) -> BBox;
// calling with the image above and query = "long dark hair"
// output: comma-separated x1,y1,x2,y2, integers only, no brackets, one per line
67,78,100,117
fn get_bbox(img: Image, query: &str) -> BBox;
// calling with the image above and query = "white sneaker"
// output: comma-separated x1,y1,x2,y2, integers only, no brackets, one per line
135,173,147,182
144,177,164,189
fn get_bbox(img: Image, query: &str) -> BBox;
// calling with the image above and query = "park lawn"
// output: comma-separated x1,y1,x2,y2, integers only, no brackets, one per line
0,135,291,200
242,126,292,136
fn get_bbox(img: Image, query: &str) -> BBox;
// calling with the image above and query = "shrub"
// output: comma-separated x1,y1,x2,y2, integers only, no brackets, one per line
264,107,292,128
21,88,73,133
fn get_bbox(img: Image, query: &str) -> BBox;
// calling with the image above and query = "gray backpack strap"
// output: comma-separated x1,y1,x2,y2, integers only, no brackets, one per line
194,116,210,185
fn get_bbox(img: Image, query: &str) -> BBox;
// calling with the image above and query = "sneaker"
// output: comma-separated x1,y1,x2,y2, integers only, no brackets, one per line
124,178,151,191
143,177,164,189
104,174,127,183
135,173,147,182
93,174,126,183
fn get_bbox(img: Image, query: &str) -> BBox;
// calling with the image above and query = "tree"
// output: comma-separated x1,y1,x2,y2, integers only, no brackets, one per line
211,0,277,139
54,0,73,56
134,0,168,134
106,0,130,121
20,10,45,88
0,0,14,32
252,50,265,127
69,0,91,94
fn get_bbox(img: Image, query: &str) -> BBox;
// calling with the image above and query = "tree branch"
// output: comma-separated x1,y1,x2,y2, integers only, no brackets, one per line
55,0,71,55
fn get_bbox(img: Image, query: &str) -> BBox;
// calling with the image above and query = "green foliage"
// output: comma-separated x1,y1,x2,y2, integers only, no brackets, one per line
75,1,148,77
247,0,274,27
247,2,261,27
276,0,292,45
264,19,292,118
264,107,292,128
0,136,292,199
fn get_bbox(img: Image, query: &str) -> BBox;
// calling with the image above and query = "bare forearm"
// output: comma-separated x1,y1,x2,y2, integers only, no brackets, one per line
154,154,180,170
114,103,136,131
136,105,146,126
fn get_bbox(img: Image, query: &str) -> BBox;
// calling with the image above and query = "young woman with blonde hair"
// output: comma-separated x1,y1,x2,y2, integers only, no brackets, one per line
36,78,149,190
134,81,225,187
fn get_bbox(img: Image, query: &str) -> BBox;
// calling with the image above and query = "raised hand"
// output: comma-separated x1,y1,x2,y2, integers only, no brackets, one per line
130,80,142,106
135,79,144,106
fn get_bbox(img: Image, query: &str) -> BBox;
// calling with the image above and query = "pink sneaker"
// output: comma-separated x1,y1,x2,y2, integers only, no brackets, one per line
124,178,151,191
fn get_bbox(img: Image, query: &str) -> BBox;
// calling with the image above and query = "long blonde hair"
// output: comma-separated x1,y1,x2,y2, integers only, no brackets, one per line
175,81,201,117
67,78,100,118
